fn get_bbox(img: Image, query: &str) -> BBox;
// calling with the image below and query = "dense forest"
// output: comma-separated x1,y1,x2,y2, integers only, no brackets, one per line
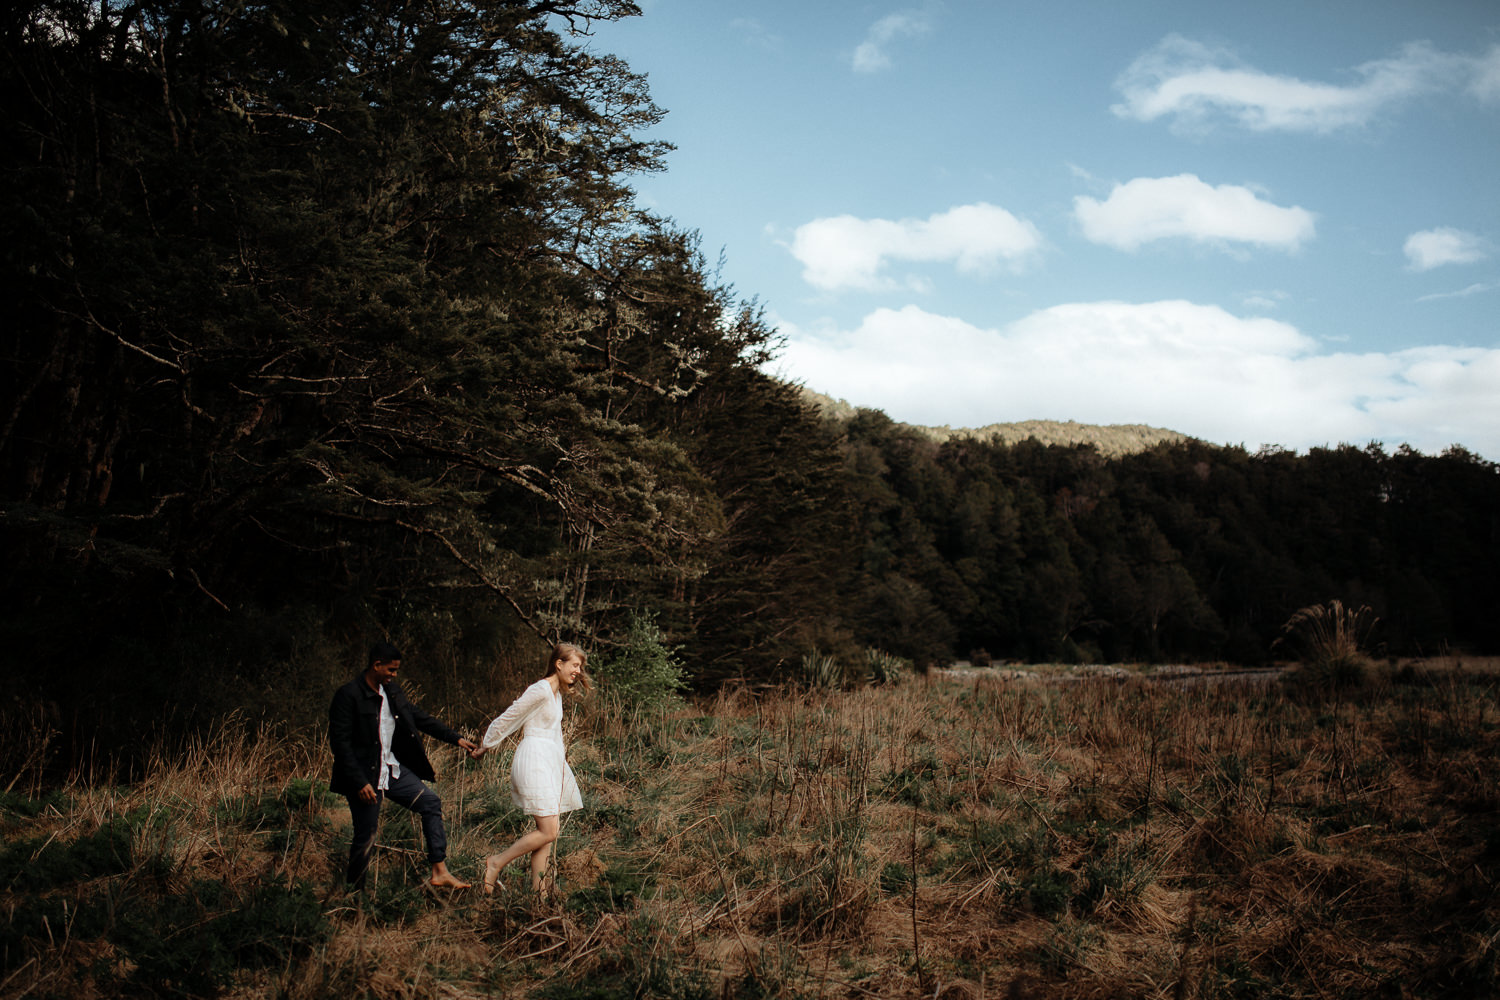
3,1,1498,750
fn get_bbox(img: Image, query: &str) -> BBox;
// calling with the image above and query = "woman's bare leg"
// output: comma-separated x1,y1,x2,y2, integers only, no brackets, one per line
528,814,560,892
483,814,559,893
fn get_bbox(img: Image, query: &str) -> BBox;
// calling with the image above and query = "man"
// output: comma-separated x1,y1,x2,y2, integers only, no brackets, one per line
329,641,478,889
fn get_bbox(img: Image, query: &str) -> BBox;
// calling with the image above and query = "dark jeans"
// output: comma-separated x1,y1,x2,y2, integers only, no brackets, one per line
344,768,447,887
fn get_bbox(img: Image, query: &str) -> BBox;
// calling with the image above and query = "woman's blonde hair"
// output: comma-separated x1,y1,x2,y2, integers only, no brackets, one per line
546,641,592,696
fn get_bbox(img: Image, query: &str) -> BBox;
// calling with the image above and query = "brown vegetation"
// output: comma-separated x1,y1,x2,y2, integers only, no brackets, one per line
799,387,1189,456
4,660,1499,998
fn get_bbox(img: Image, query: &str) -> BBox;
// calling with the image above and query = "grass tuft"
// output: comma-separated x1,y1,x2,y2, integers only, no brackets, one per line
1276,599,1379,692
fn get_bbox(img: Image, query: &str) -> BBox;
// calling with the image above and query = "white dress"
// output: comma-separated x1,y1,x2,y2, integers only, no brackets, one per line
481,679,582,816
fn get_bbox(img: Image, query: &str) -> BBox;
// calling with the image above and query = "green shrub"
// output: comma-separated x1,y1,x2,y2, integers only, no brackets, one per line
566,866,648,918
2,894,113,971
1208,956,1280,999
361,878,432,925
1032,917,1101,976
116,877,328,997
0,816,134,891
882,751,940,808
879,861,913,896
1017,863,1073,917
576,801,634,832
1075,842,1157,913
534,909,712,1000
212,879,328,966
217,778,337,850
0,789,70,819
955,819,1048,875
593,613,688,711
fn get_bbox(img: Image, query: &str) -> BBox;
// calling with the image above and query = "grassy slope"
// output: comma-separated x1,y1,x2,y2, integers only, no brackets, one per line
798,387,1190,457
3,662,1498,999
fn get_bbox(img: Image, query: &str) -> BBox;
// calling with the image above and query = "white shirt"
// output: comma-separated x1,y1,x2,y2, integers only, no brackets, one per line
376,684,401,791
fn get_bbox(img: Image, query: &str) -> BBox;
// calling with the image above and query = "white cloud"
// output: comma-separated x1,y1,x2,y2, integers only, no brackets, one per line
1417,281,1497,303
1073,174,1315,252
789,203,1043,292
769,300,1500,458
730,18,781,51
1470,44,1500,102
1241,290,1289,311
1113,35,1467,132
852,9,931,73
1404,227,1489,271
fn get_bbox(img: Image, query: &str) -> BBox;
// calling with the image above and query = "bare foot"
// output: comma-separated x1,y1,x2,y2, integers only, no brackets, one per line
429,862,470,889
482,854,503,894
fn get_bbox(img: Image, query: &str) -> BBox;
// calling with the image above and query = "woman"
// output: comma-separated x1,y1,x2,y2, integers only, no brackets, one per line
474,642,590,893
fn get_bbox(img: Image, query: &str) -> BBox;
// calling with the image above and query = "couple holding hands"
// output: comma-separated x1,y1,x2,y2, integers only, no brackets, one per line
328,640,590,893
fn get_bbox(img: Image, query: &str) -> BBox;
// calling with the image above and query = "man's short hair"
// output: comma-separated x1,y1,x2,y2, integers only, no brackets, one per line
369,641,403,665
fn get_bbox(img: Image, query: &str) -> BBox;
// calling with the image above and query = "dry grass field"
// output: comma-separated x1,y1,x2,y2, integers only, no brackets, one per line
3,657,1499,999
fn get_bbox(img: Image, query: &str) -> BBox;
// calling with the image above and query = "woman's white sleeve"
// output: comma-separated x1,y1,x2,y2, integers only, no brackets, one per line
481,681,547,749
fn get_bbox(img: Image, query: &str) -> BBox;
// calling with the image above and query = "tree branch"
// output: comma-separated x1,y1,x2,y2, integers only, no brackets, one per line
396,519,548,641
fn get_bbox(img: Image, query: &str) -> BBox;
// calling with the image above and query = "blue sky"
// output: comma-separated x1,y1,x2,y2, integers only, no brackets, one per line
585,2,1500,458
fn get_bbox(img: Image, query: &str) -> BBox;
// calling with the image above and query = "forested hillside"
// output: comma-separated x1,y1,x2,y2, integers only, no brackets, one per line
3,2,1497,753
829,413,1499,667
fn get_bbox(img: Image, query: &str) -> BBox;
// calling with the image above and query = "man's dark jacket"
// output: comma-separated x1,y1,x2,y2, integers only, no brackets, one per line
328,675,463,796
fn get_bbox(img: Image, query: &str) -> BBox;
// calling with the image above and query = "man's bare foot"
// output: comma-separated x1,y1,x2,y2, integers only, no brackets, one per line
482,854,503,894
429,862,471,889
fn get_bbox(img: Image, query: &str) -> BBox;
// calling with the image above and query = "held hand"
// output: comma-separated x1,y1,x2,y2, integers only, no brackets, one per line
457,737,483,760
357,784,377,803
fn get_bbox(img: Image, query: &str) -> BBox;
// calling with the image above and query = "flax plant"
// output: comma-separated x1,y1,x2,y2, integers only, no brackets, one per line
798,648,843,690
